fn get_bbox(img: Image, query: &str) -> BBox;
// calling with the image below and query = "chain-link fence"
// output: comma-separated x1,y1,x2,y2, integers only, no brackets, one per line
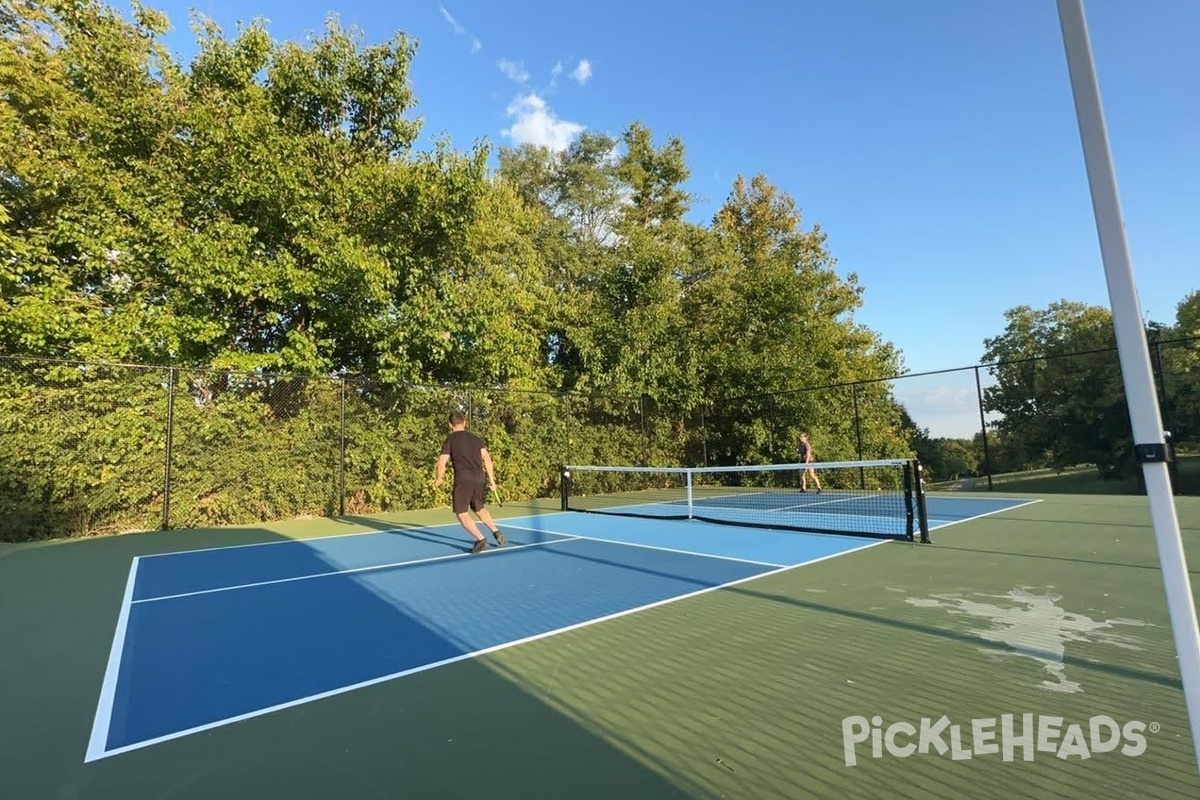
0,358,668,541
3,335,1197,541
868,335,1198,494
0,358,169,539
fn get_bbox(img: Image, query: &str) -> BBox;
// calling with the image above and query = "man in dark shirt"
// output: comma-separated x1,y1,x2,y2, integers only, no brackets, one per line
434,411,507,553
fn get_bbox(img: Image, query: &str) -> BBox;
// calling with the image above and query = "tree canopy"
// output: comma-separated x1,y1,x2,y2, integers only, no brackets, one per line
0,0,930,539
2,1,900,405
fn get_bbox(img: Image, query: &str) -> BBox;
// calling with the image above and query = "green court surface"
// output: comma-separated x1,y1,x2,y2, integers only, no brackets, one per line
3,492,1200,799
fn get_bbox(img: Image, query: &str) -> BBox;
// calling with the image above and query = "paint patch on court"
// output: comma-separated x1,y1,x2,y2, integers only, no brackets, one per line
905,587,1152,694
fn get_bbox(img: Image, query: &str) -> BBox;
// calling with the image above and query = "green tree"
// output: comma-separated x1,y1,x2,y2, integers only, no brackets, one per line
894,405,980,482
590,123,698,402
496,133,623,393
1158,290,1200,448
974,428,1041,475
0,0,183,359
691,174,907,464
982,301,1132,476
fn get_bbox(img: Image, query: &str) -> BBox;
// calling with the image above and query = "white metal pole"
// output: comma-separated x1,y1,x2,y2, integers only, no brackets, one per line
1056,0,1200,774
686,470,694,519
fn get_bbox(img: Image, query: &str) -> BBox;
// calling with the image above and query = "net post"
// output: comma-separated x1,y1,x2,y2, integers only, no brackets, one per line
903,461,915,541
914,460,931,543
560,466,570,511
686,469,694,520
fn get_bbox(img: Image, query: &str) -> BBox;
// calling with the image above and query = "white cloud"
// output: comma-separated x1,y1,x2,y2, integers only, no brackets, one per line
549,61,564,87
501,93,584,152
439,6,482,54
571,59,592,85
498,58,529,84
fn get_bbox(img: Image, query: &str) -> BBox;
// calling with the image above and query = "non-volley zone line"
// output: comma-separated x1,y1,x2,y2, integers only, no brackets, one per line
506,513,895,567
689,490,900,517
772,494,897,513
129,521,575,601
500,523,789,568
132,535,584,604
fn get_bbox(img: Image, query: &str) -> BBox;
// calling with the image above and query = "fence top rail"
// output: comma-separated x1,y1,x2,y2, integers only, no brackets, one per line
721,335,1200,403
0,356,649,403
5,333,1196,407
0,354,175,372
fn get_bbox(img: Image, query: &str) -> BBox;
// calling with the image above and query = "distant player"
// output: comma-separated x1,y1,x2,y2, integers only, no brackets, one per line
433,411,507,553
799,431,822,493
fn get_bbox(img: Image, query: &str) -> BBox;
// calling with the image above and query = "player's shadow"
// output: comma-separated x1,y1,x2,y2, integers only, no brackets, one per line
326,515,487,553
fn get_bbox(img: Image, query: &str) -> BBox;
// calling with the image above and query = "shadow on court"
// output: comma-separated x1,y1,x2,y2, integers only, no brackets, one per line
720,581,1181,691
0,524,693,800
336,511,550,553
922,542,1200,575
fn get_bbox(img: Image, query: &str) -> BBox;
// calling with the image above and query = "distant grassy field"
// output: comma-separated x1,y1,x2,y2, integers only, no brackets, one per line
942,454,1200,496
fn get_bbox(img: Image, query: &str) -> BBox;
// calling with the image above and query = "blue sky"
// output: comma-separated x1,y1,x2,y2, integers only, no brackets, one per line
139,0,1197,387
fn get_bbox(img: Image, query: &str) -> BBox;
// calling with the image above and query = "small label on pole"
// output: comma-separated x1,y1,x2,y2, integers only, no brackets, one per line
1134,443,1172,464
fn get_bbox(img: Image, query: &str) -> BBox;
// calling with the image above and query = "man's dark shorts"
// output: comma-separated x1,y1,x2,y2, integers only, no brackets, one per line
453,476,486,514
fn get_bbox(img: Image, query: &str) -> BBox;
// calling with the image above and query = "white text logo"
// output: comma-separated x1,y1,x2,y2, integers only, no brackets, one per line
842,714,1155,766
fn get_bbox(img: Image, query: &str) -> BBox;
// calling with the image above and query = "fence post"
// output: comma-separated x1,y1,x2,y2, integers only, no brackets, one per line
162,366,176,531
339,377,347,517
640,393,648,466
1151,336,1170,426
562,393,571,468
852,384,865,488
974,366,994,490
1150,338,1180,486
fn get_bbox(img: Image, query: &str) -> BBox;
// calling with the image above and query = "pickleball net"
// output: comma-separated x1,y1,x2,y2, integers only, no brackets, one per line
560,458,931,542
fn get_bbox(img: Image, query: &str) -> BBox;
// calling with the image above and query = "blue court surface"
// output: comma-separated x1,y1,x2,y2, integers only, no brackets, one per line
85,494,1035,762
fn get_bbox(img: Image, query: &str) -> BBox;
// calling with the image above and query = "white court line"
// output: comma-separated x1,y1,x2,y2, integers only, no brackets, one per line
773,495,890,513
924,493,1041,501
499,523,788,568
925,498,1045,532
84,535,890,762
138,512,573,560
134,536,582,604
135,524,445,559
84,557,141,763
